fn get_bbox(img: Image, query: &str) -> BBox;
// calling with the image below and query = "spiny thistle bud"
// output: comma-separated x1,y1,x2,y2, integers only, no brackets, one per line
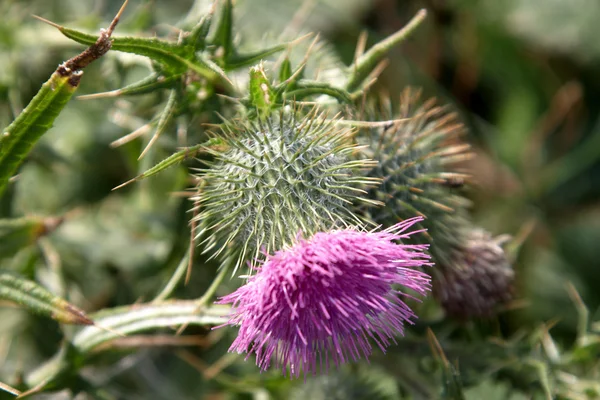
434,228,514,318
192,107,379,272
357,88,515,318
357,88,471,256
216,217,431,378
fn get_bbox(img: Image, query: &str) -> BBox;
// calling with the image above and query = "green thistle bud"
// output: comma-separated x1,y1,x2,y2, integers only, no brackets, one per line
358,88,471,255
193,107,379,272
357,88,515,318
434,227,514,318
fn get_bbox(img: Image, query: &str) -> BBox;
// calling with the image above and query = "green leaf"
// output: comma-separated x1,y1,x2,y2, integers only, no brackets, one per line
346,9,427,92
0,70,79,196
0,9,125,197
138,89,179,159
274,57,304,97
113,139,224,189
0,217,62,259
207,0,288,69
54,26,232,86
279,57,293,83
225,43,288,70
284,80,352,103
56,27,186,62
73,301,230,352
187,12,214,51
0,271,93,325
78,73,182,99
441,362,466,400
210,0,234,59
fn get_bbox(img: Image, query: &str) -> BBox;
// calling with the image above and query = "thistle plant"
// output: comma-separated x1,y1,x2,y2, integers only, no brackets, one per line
7,0,599,398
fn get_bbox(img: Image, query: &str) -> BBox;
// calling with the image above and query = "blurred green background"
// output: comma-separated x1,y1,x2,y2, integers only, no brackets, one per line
1,0,600,398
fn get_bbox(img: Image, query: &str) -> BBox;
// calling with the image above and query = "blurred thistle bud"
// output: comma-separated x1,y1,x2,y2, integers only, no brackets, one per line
192,106,380,272
357,88,472,257
216,217,431,378
434,227,514,318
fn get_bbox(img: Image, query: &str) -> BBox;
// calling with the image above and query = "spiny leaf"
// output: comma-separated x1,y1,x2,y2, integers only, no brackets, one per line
225,32,311,70
284,80,352,103
58,27,186,61
0,3,128,196
187,12,213,51
73,302,230,352
224,43,288,69
78,73,182,99
346,9,427,92
0,271,93,325
205,0,293,69
49,23,232,87
113,139,224,190
279,57,293,83
275,56,306,96
0,71,79,196
210,0,234,59
139,89,179,159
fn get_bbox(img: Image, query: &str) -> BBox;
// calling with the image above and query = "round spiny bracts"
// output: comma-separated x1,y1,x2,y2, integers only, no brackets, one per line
358,88,472,253
192,108,380,272
434,228,514,318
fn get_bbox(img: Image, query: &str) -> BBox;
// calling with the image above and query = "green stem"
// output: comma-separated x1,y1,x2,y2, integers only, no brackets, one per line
346,9,427,92
196,265,230,307
153,249,190,302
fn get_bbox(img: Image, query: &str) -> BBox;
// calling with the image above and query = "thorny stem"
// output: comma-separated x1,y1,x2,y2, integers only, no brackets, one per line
32,0,129,83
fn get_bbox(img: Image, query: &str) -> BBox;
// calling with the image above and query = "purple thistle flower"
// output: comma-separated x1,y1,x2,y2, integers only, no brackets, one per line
216,217,432,378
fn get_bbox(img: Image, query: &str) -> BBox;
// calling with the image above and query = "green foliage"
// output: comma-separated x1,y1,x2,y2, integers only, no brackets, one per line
0,271,92,325
0,0,599,398
0,71,79,195
0,4,125,196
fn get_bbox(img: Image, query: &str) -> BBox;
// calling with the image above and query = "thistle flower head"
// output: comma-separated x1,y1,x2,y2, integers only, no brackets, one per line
359,88,471,254
434,228,514,318
193,107,379,272
217,217,431,378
